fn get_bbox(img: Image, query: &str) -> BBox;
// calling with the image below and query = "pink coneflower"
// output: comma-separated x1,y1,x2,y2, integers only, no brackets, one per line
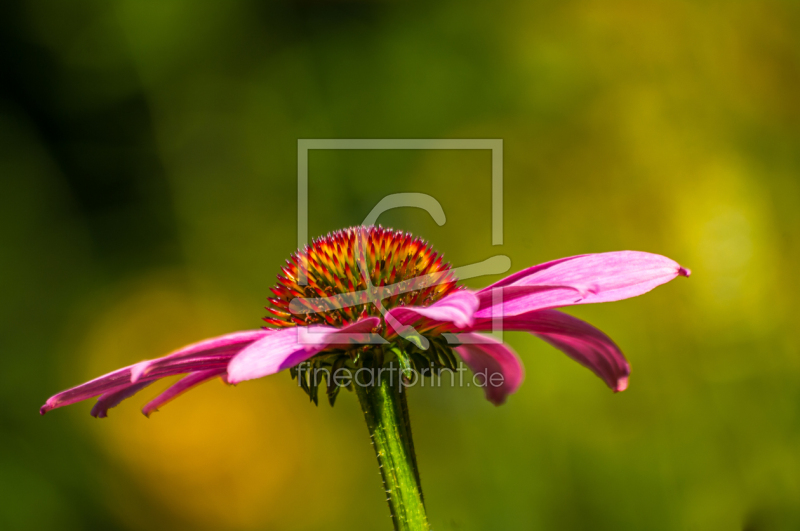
41,225,689,530
41,225,688,416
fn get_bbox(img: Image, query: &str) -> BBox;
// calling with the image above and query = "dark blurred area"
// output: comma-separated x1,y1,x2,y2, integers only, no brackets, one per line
1,0,799,529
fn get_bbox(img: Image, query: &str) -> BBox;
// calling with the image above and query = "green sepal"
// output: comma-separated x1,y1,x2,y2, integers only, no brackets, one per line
390,347,415,379
432,341,458,371
404,332,428,351
410,352,433,377
308,364,320,406
326,357,347,407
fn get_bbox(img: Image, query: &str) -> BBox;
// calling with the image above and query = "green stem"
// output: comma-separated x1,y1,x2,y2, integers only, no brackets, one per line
355,365,430,531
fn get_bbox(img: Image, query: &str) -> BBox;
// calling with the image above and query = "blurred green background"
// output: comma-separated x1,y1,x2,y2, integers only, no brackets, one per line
2,0,799,529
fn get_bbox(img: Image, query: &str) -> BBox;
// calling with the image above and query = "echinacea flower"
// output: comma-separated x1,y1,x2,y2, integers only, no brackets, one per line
41,225,689,417
41,225,689,530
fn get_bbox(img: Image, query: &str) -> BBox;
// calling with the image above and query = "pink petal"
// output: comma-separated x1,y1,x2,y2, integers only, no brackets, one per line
475,285,585,319
454,333,525,405
476,251,689,318
385,290,479,332
142,369,226,417
40,329,269,415
41,367,141,414
90,380,155,418
226,317,381,384
131,329,271,382
472,310,630,392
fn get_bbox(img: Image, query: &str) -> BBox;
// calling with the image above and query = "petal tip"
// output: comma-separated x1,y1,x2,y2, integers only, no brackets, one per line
614,376,629,392
40,398,58,415
490,395,508,406
678,266,691,278
225,373,243,385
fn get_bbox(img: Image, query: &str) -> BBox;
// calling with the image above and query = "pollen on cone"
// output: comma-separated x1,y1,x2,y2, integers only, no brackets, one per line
265,226,459,327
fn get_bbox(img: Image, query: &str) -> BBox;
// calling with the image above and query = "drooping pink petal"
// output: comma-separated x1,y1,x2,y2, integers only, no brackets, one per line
476,251,689,318
227,317,381,384
142,369,226,417
472,309,630,392
90,380,155,418
41,367,143,415
385,290,479,333
454,333,524,405
40,329,269,415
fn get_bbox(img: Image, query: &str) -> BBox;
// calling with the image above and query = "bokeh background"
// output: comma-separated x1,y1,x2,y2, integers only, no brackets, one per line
2,0,799,529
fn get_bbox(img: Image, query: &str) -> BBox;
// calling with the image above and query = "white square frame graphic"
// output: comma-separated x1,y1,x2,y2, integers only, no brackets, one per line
296,138,505,346
297,138,503,252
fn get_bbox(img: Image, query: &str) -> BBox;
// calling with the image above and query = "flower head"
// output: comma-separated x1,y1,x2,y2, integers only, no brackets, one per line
265,226,458,327
41,225,689,417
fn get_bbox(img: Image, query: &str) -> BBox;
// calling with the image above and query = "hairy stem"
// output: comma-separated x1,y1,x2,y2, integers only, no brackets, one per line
355,365,429,531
